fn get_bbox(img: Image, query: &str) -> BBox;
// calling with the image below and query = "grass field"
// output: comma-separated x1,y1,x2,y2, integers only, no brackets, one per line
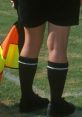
0,0,82,117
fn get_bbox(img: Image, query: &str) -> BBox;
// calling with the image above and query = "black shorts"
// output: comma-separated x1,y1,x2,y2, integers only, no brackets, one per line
18,0,80,27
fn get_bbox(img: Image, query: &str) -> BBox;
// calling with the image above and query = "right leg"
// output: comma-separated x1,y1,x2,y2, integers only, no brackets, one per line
46,0,80,116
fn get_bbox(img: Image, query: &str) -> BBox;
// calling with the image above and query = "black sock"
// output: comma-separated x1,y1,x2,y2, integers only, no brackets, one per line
47,61,68,102
18,56,38,99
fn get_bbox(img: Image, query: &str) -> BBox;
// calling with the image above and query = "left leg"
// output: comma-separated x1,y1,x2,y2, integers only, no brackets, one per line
17,0,49,113
18,24,49,113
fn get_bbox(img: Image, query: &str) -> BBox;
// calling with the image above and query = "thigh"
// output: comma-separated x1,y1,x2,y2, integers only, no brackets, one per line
18,0,46,27
48,0,80,26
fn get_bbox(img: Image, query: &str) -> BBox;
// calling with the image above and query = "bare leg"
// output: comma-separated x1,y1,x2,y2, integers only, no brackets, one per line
47,23,70,63
47,23,75,116
20,24,45,58
19,24,49,113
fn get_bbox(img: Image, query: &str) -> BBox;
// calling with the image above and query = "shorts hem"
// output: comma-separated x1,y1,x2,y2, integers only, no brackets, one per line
21,19,46,28
48,19,79,26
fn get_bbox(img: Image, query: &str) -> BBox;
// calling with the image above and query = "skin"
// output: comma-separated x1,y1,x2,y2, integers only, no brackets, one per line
11,0,79,63
80,0,82,5
20,23,70,63
80,0,82,13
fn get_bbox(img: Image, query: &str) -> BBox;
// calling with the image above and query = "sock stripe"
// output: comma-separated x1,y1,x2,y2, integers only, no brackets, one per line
18,60,37,66
47,65,68,70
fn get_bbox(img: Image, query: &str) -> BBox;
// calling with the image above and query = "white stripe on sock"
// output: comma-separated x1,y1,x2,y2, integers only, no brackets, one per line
47,65,68,70
18,60,37,66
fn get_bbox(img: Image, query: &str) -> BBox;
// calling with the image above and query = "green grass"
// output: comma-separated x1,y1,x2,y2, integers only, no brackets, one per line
0,0,82,117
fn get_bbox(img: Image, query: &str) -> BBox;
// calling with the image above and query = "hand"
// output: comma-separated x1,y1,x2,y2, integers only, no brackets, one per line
80,0,82,14
10,0,15,8
80,0,82,5
10,0,18,9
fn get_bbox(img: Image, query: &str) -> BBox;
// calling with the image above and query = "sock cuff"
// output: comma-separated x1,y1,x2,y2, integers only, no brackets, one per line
47,61,68,70
18,56,38,65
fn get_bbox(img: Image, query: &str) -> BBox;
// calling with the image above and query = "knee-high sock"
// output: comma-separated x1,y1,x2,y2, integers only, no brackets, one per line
18,56,38,99
47,61,68,102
